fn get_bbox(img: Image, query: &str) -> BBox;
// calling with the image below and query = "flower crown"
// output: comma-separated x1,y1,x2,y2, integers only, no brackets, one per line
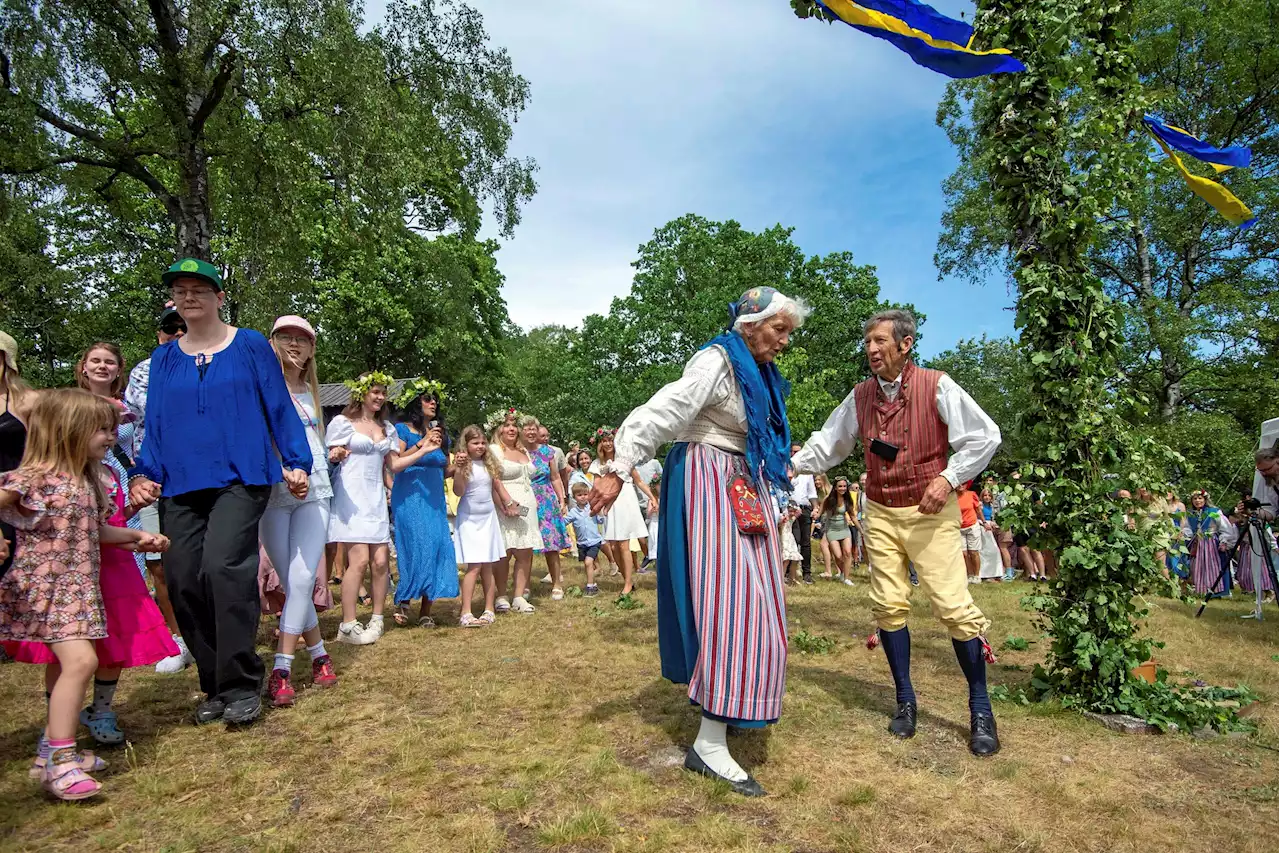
590,426,616,445
344,371,394,403
484,407,526,433
394,377,445,410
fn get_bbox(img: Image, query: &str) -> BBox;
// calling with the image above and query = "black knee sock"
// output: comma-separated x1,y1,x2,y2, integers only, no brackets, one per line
879,627,916,705
952,637,991,716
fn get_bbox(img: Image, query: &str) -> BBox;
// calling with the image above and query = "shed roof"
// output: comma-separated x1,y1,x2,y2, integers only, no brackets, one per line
317,378,412,409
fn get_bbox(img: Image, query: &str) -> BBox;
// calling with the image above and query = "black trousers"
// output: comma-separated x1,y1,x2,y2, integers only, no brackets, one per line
160,485,270,702
793,509,813,579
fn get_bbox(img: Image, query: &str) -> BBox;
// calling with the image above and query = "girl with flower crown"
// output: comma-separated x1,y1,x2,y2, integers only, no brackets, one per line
588,428,655,598
326,373,437,645
388,379,457,627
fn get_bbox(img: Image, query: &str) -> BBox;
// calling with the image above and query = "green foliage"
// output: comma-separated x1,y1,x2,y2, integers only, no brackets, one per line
0,0,533,403
925,335,1033,465
504,213,904,448
614,593,643,611
792,629,837,655
1001,635,1030,651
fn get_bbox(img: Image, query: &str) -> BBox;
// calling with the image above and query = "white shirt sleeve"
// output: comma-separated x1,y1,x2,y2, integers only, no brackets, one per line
1219,515,1239,548
937,375,1002,489
614,347,731,472
792,387,860,475
1253,472,1277,523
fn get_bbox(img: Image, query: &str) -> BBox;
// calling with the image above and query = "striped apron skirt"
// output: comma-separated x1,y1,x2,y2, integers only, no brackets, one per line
1190,536,1230,595
1236,539,1276,593
655,442,787,727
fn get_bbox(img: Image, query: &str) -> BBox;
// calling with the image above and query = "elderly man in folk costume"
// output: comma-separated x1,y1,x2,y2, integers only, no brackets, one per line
792,309,1003,756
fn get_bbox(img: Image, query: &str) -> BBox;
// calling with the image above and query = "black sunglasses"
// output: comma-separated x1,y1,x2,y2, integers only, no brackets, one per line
160,323,187,335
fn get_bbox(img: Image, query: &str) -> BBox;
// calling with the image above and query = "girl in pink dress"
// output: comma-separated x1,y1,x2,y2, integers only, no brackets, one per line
0,390,168,801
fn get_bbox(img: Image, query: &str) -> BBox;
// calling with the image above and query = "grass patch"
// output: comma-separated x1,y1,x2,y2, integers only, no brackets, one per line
536,807,617,847
793,628,838,654
0,558,1275,853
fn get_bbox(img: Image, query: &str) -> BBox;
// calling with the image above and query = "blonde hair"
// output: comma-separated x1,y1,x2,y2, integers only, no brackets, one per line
490,415,519,448
270,334,325,436
0,349,29,410
459,424,501,478
19,389,117,516
76,342,127,399
571,481,590,497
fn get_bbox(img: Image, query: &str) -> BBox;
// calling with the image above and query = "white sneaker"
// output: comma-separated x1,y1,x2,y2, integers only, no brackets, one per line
335,621,376,646
364,618,385,641
155,636,193,674
967,576,980,585
540,573,553,584
511,596,536,614
842,578,855,587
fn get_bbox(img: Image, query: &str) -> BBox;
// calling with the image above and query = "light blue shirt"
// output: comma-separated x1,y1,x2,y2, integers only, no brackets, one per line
564,504,606,547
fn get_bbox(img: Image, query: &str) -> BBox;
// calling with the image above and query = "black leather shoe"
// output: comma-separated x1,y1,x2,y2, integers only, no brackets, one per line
195,698,225,725
683,748,766,797
223,695,262,726
970,713,1000,756
802,575,815,585
888,701,917,739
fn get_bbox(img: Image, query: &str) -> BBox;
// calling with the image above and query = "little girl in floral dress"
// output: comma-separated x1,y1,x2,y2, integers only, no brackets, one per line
0,390,167,801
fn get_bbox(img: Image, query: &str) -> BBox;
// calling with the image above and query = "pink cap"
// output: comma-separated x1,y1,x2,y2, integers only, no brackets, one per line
271,315,315,340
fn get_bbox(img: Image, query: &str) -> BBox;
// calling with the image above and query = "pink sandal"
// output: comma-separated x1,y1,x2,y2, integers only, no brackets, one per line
43,748,103,801
30,734,107,779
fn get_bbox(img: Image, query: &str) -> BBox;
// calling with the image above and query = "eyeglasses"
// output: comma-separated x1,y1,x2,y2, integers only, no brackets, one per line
273,334,313,345
170,286,216,299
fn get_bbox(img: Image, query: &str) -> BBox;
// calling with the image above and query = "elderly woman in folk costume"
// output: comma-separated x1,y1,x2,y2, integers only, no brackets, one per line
590,287,809,797
1180,489,1232,596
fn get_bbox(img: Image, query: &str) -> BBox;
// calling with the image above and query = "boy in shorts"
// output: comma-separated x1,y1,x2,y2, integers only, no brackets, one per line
565,482,607,595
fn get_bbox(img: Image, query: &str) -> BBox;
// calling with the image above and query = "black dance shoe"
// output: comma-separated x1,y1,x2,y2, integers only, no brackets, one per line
969,713,1000,756
888,701,917,739
683,748,766,797
194,698,225,725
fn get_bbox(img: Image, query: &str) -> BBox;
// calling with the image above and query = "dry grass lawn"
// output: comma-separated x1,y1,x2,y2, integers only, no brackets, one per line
1,558,1277,853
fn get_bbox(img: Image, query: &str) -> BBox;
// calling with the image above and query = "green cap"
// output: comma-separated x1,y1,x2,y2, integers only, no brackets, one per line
162,258,223,291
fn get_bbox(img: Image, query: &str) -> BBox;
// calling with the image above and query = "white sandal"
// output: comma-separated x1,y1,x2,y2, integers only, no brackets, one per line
511,596,536,614
551,587,564,601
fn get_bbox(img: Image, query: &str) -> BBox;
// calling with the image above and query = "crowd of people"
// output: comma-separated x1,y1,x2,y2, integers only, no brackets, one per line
0,261,1275,802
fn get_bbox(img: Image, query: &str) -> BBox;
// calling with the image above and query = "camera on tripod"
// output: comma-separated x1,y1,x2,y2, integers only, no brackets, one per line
1241,496,1265,513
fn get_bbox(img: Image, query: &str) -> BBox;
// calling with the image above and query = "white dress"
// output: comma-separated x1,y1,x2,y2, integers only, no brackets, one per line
325,416,396,544
268,391,334,509
455,459,508,564
589,458,650,541
492,444,545,551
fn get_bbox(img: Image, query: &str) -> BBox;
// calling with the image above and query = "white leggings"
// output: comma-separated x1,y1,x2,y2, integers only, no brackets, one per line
260,500,330,636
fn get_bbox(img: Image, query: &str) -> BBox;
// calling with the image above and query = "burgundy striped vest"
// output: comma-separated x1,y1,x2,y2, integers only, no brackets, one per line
854,362,949,508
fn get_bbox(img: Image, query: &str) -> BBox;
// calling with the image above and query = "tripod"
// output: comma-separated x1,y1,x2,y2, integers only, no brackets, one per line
1196,512,1279,620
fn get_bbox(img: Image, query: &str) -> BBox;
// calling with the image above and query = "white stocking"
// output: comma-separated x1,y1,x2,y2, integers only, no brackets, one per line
692,717,748,782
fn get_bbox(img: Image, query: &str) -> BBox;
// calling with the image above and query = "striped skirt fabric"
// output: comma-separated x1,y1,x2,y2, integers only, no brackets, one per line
1190,538,1229,595
683,443,788,724
1236,544,1276,593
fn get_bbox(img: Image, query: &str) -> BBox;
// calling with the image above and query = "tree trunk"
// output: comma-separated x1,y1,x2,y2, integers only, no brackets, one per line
174,143,213,259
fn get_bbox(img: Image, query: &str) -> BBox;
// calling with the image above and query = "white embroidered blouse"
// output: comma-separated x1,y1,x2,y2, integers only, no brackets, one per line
614,346,747,472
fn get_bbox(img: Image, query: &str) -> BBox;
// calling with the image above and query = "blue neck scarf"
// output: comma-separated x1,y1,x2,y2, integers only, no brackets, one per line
702,330,792,491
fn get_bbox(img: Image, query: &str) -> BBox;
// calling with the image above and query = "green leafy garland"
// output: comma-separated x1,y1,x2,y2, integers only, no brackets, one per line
968,0,1248,731
344,371,394,403
394,377,445,410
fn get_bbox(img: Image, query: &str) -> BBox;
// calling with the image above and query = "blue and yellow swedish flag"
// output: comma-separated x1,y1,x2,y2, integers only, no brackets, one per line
815,0,1025,79
1142,115,1256,230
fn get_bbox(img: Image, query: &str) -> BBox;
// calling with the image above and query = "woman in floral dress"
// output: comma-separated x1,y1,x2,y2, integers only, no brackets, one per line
521,416,570,600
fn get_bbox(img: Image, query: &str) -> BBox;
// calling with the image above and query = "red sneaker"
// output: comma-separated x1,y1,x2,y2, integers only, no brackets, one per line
267,669,295,707
312,655,338,688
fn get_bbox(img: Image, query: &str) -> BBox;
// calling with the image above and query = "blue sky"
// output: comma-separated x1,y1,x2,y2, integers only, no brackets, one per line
372,0,1018,358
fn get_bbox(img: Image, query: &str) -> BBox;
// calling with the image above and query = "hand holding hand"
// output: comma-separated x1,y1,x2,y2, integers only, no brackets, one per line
136,532,170,553
328,446,350,465
129,477,162,509
589,474,623,515
454,451,469,470
284,468,309,500
917,476,952,515
0,536,8,563
502,501,521,518
424,428,444,452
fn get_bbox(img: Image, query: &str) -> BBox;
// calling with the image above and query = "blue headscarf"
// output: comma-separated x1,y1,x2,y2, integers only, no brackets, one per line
701,287,794,491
